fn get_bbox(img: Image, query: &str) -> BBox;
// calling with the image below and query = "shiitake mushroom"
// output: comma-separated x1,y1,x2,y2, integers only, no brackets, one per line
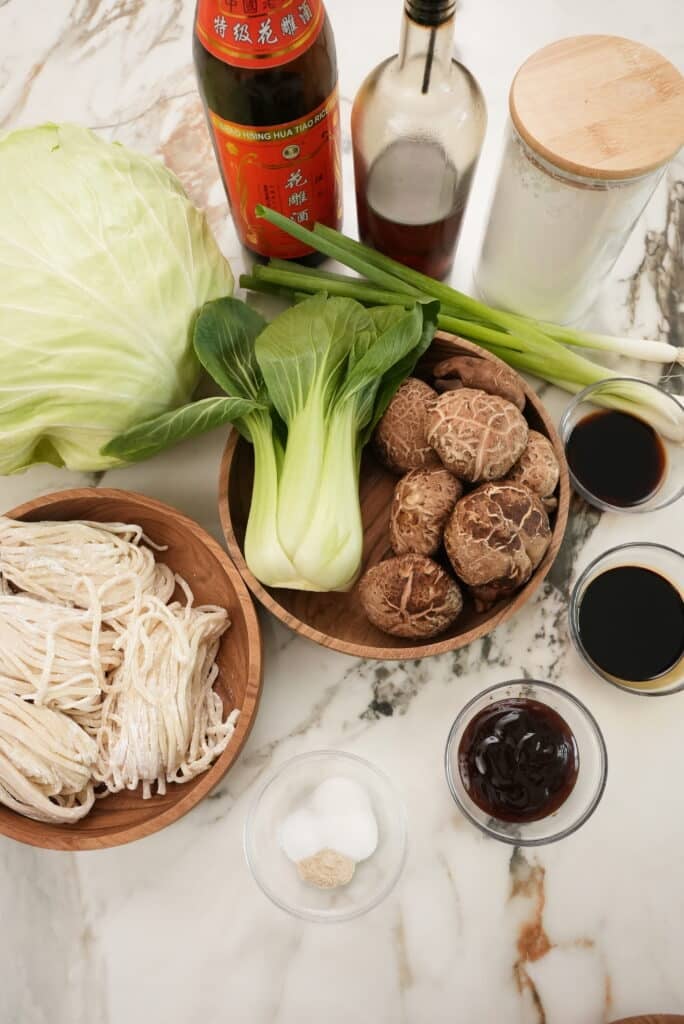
504,430,560,510
373,378,440,473
426,389,528,482
359,555,463,639
444,481,551,611
432,355,526,411
389,467,463,557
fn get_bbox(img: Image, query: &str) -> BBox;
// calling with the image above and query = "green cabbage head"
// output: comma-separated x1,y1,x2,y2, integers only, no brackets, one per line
0,123,233,473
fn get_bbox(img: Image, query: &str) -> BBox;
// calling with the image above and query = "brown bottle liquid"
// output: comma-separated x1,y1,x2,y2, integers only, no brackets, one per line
355,139,475,279
193,0,342,263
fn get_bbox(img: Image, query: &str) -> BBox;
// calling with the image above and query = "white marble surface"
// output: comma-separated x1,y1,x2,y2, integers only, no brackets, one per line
1,2,683,1022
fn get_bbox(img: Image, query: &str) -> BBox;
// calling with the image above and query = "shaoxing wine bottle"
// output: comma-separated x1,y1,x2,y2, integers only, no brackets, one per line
193,0,342,263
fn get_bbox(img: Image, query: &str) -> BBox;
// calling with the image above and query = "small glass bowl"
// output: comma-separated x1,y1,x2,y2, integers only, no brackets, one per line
244,750,408,923
569,542,684,696
559,377,684,513
444,680,607,846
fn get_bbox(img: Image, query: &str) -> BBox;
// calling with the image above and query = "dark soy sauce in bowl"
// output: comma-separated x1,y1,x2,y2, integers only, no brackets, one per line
565,409,666,507
457,698,579,823
578,565,684,683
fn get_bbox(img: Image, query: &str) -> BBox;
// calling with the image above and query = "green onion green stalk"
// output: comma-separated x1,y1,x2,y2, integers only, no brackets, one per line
242,206,683,439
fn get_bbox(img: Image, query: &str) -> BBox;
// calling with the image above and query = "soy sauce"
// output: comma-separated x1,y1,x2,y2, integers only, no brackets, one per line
578,566,684,683
565,409,666,507
458,698,579,823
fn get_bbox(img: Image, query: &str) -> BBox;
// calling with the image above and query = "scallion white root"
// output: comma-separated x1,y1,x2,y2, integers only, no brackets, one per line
529,322,684,366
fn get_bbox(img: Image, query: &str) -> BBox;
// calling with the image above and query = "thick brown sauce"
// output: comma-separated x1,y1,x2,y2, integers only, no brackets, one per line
458,698,579,823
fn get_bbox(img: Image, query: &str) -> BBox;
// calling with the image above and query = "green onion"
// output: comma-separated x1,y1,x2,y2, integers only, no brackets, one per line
252,206,683,437
245,264,415,307
527,319,684,366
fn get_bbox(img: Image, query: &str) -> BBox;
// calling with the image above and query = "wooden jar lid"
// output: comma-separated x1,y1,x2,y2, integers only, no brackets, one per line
510,35,684,181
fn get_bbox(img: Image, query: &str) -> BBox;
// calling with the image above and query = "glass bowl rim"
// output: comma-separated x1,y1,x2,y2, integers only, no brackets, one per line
558,376,684,514
243,748,409,923
444,679,608,846
569,541,684,697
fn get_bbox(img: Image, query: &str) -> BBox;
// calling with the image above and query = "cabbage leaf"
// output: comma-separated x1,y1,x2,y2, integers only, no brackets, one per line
0,123,233,473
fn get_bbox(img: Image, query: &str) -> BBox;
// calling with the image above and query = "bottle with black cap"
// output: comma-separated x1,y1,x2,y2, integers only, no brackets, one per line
351,0,486,279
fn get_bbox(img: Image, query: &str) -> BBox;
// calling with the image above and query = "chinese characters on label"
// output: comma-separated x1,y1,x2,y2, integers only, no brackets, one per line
207,89,340,257
197,0,324,69
286,170,309,223
216,2,316,44
257,17,277,44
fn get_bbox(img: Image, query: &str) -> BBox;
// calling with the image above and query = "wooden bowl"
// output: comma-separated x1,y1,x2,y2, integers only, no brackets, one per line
0,488,262,850
609,1018,684,1023
219,334,570,660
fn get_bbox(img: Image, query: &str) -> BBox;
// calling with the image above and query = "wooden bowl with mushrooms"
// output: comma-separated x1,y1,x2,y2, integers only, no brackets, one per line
219,334,569,661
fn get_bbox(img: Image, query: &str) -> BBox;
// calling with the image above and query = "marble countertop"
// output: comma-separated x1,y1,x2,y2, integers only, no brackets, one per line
1,1,683,1022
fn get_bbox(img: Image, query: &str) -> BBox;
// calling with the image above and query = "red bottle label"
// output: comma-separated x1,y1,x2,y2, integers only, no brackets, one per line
208,89,341,257
195,0,324,70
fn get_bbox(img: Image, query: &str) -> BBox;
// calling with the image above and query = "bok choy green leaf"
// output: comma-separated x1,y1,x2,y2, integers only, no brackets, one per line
106,292,438,593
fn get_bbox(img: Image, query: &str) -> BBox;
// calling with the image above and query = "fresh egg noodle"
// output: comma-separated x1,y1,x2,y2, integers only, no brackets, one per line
0,593,121,713
0,683,96,824
0,517,175,621
0,518,238,824
96,580,237,799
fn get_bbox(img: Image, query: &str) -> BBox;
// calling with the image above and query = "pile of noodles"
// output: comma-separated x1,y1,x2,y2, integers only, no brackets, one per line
0,518,237,824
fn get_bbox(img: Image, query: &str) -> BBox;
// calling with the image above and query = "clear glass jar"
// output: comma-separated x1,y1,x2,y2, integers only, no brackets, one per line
476,123,665,324
351,0,486,280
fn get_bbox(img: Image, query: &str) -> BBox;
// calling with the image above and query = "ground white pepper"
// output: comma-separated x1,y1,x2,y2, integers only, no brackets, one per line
296,848,356,889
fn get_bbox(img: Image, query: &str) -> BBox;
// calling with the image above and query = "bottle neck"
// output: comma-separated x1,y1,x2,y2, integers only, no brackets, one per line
398,4,456,88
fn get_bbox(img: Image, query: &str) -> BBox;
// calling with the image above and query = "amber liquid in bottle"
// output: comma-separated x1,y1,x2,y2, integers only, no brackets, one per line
193,1,342,265
352,0,485,279
355,139,475,279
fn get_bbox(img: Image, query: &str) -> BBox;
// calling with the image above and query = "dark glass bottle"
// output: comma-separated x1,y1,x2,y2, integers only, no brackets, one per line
193,1,342,264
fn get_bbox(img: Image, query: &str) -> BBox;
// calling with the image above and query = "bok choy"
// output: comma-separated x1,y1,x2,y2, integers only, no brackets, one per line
105,293,438,592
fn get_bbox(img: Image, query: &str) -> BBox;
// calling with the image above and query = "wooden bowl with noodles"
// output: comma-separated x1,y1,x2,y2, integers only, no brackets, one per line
219,333,570,661
0,489,262,851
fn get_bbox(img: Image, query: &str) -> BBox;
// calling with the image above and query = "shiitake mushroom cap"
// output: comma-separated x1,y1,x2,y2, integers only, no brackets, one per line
426,389,529,482
444,481,551,611
358,554,464,639
373,378,441,473
389,467,463,557
504,430,560,499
